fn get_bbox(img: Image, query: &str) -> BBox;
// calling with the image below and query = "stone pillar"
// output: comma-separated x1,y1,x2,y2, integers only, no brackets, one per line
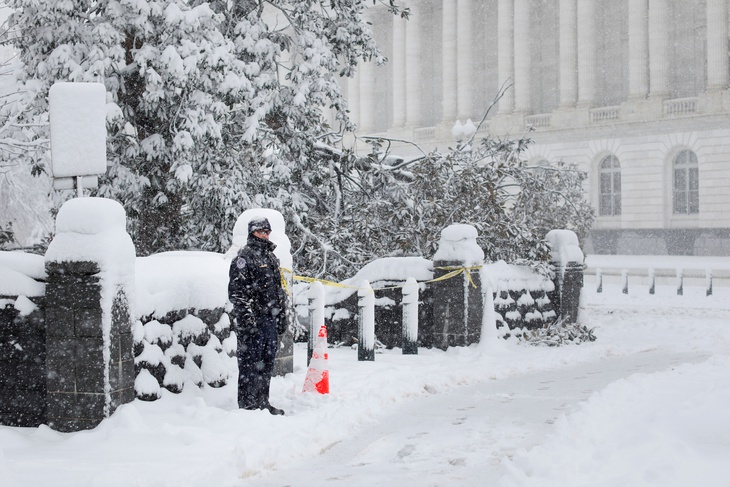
545,230,584,324
392,13,407,128
559,0,578,108
513,0,531,112
577,0,596,107
0,294,46,427
498,0,514,113
358,59,376,133
456,0,474,120
431,224,484,349
44,198,135,432
648,0,669,98
628,0,649,100
348,72,360,129
405,1,421,127
706,0,729,91
441,0,458,124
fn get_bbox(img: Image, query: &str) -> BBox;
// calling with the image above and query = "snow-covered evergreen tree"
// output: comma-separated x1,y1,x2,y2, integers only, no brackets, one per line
0,16,53,250
5,0,406,254
291,130,595,281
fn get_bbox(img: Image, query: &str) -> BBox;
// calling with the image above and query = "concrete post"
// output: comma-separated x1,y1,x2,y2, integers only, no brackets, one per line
357,280,375,361
307,281,325,366
401,277,419,355
431,224,484,349
44,198,135,432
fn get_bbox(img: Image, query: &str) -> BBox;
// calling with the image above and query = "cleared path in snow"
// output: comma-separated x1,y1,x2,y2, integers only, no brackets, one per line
254,349,709,487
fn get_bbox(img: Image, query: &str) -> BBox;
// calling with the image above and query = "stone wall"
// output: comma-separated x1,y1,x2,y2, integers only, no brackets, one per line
0,296,46,427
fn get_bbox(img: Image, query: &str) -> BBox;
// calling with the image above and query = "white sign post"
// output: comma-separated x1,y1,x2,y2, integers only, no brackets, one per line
49,82,107,197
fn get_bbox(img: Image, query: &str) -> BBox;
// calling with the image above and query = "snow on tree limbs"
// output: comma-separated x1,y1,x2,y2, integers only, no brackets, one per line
4,0,406,255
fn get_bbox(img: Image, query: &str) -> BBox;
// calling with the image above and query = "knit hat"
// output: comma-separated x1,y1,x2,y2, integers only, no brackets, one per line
248,217,272,235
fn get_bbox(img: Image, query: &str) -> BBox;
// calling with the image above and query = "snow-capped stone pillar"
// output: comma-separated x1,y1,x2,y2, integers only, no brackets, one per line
44,198,135,432
559,0,578,108
545,230,585,324
706,0,729,91
497,0,514,113
628,0,649,100
431,224,484,350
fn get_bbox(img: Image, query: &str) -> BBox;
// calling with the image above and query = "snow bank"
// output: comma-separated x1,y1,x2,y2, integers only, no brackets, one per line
0,251,46,298
545,229,584,266
323,256,433,305
502,355,730,487
432,223,485,266
135,251,229,318
482,260,555,293
45,197,135,273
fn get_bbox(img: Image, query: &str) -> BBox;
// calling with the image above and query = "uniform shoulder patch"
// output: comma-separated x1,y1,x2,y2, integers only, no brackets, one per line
236,257,247,269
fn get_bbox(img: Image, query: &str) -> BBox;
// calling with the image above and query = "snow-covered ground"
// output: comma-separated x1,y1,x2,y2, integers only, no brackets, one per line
2,278,729,486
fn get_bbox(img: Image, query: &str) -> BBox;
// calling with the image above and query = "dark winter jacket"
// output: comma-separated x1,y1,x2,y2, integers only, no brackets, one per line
228,234,288,335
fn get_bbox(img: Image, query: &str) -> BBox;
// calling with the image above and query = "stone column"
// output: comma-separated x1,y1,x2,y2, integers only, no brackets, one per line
628,0,649,100
431,224,484,350
559,0,578,108
648,0,669,98
513,0,531,112
392,13,408,128
44,198,135,432
348,72,360,129
441,0,458,124
707,0,729,91
405,1,421,127
456,0,474,120
577,0,596,107
358,59,376,133
498,0,514,113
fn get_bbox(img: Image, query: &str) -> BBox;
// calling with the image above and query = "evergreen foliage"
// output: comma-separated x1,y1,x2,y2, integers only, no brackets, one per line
2,1,594,281
4,0,406,255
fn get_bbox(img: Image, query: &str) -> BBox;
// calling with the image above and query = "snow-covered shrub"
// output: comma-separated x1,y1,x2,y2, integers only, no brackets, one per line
133,307,236,399
522,317,597,346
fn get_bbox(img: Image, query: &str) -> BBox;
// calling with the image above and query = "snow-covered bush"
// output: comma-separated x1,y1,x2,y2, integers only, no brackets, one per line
521,318,597,346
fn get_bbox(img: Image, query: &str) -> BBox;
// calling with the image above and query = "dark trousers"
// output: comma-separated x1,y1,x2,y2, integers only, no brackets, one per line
236,318,278,409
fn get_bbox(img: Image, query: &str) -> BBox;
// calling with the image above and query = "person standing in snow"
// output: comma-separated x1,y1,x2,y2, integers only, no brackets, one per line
228,217,288,415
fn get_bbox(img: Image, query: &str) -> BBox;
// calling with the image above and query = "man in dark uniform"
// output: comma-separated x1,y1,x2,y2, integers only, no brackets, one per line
228,217,288,415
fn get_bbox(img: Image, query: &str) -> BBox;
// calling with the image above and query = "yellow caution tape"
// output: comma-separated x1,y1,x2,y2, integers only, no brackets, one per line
280,264,483,292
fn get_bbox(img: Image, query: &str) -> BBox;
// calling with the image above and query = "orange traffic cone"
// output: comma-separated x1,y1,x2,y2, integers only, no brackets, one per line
303,325,330,394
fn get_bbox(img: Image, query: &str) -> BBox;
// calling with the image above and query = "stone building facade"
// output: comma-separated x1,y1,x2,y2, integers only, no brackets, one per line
343,0,730,256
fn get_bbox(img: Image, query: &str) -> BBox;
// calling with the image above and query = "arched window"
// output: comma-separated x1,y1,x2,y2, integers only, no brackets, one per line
599,155,621,216
673,150,699,214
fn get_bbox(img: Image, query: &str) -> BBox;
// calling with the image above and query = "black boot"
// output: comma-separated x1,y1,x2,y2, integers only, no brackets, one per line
265,404,285,415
